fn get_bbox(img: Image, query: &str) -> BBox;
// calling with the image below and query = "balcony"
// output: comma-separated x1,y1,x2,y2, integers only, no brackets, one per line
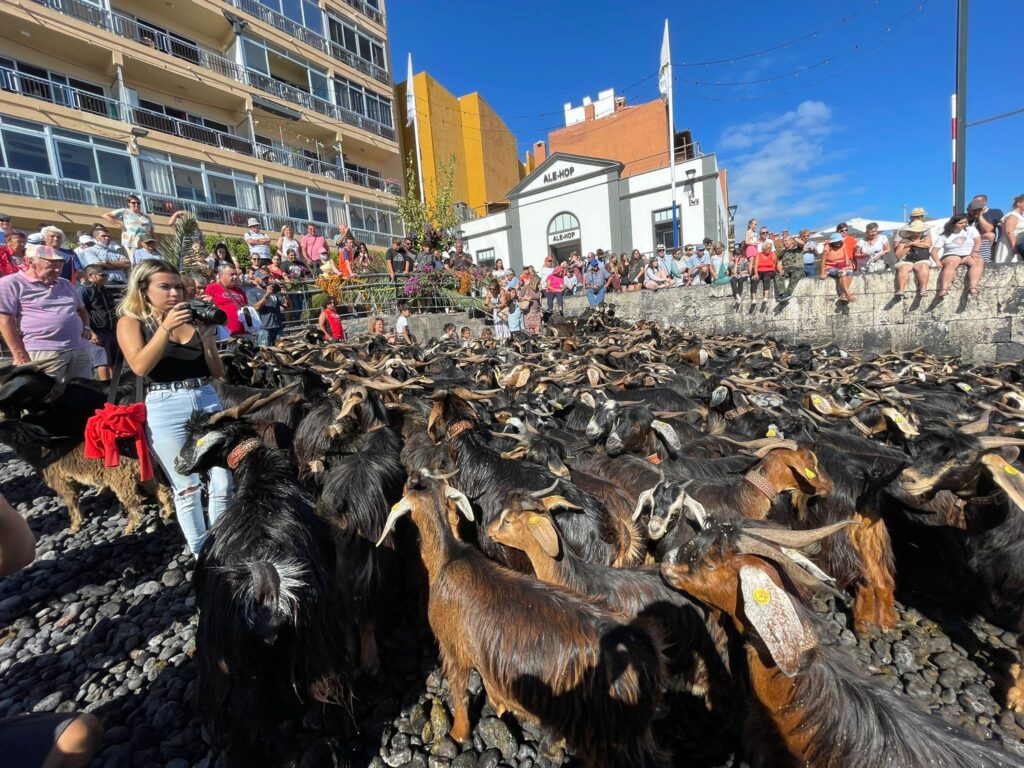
0,67,396,193
0,67,123,120
225,0,390,85
29,0,396,140
341,0,384,26
0,168,128,209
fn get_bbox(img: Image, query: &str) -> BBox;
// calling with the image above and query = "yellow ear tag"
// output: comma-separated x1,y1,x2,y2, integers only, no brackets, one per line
804,468,817,479
528,515,540,525
812,396,823,405
197,437,205,446
1006,466,1020,476
752,587,772,605
894,415,904,423
963,384,973,392
390,502,404,512
766,428,778,438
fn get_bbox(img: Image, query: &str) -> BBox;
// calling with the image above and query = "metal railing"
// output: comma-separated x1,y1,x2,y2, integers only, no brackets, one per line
0,168,130,209
341,0,384,25
0,66,123,120
225,0,390,84
328,42,389,85
30,0,397,139
128,104,255,155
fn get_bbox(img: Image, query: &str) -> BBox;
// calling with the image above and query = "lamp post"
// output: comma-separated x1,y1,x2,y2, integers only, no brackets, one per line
727,204,738,246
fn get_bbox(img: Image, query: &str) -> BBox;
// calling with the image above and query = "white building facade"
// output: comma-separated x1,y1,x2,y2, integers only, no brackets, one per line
461,151,728,271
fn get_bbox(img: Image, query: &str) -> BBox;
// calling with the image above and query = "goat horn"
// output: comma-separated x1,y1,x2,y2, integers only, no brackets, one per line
337,386,367,420
530,480,561,499
681,490,708,528
422,468,459,481
375,498,412,547
735,534,845,599
959,411,991,435
490,430,529,443
359,377,423,392
444,486,475,522
752,439,801,457
977,437,1024,450
745,519,858,550
209,382,300,424
450,386,498,402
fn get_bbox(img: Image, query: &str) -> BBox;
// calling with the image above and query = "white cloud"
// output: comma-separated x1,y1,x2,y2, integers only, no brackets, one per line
720,100,840,228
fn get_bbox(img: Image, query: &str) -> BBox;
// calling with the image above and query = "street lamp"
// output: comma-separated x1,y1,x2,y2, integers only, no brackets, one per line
727,204,738,245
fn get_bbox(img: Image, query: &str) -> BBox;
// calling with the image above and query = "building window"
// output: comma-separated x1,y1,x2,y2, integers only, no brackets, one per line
652,206,681,250
476,248,496,269
327,15,387,72
334,77,393,128
349,197,399,235
0,128,50,174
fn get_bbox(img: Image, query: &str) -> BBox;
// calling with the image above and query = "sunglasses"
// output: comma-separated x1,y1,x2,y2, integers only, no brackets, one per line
839,228,848,232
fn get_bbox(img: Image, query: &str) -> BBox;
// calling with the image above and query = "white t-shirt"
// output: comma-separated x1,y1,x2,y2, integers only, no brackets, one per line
856,235,889,260
933,226,979,258
395,314,409,337
244,230,271,262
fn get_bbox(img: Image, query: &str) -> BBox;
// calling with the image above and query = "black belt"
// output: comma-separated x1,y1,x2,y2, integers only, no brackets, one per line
146,377,212,393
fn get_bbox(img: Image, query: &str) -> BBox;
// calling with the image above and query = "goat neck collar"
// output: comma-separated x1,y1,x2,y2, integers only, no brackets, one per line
744,471,779,501
227,438,262,469
446,420,474,441
724,405,753,421
848,415,877,438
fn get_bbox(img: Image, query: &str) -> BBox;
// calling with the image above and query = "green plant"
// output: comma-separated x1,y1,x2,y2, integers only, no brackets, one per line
396,152,462,252
158,213,201,270
203,236,252,270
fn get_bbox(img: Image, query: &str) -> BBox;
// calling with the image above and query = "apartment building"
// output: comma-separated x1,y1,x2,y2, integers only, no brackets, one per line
0,0,403,247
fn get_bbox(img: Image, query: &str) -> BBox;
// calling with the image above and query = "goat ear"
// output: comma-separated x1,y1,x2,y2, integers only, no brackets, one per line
547,459,571,478
651,420,682,452
540,495,582,513
500,446,529,460
980,454,1024,512
738,564,806,676
880,407,918,437
606,430,624,454
526,513,561,557
579,391,596,409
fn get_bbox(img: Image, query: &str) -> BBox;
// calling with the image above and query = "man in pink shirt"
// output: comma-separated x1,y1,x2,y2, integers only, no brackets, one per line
300,223,326,267
0,246,95,380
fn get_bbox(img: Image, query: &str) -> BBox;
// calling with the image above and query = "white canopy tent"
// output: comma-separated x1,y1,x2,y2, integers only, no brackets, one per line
809,217,945,242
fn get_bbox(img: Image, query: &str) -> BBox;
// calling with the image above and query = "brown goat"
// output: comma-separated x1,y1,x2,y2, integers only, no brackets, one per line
377,474,669,767
0,421,173,534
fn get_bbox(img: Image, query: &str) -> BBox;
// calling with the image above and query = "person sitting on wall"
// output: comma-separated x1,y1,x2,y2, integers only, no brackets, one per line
820,232,856,303
643,257,673,291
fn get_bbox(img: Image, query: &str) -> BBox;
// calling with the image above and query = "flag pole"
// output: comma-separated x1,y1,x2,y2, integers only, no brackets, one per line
660,20,679,249
406,53,426,205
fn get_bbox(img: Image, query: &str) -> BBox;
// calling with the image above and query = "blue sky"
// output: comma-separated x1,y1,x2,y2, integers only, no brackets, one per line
388,0,1021,231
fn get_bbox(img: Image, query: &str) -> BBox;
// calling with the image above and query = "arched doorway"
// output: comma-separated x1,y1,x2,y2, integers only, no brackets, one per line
547,212,580,262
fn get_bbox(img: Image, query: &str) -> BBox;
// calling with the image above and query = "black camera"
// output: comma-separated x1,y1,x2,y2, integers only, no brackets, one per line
187,299,227,325
270,283,281,294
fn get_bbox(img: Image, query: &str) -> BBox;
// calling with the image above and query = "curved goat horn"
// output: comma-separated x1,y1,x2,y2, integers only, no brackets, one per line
209,382,300,424
530,480,561,499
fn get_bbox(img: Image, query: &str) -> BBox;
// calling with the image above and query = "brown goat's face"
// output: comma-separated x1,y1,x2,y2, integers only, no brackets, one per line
764,448,832,496
487,505,561,559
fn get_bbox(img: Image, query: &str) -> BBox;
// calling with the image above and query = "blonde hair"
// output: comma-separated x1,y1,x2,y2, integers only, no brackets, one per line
118,259,181,322
368,315,386,333
280,224,294,236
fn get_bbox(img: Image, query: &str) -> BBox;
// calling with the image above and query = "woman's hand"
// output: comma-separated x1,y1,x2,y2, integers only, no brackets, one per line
161,303,192,333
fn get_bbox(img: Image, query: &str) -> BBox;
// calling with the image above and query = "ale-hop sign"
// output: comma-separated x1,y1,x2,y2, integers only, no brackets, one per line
548,229,579,245
542,166,576,184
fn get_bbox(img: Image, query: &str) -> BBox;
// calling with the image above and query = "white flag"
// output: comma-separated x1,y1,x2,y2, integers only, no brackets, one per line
405,53,415,128
658,20,671,102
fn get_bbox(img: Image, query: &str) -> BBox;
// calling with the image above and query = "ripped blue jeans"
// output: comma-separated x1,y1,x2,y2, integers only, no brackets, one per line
145,384,232,554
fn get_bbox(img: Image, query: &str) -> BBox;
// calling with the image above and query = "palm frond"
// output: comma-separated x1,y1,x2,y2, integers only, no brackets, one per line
159,214,201,270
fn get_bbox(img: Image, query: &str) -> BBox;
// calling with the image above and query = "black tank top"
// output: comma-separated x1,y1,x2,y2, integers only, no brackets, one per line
141,322,211,384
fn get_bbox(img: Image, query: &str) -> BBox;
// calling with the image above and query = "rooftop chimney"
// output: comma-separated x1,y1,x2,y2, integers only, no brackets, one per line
533,140,547,165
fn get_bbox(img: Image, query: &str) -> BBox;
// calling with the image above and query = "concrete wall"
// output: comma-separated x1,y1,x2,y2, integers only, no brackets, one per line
564,265,1024,363
389,311,487,342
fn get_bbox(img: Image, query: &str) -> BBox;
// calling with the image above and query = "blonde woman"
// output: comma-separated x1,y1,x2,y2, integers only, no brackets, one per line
277,224,300,262
116,260,230,555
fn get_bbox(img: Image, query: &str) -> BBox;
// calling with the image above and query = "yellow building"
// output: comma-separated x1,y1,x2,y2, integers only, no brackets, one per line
0,0,403,245
396,72,523,219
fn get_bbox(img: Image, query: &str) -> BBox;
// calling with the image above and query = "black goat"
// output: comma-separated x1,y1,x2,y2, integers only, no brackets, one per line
175,387,349,767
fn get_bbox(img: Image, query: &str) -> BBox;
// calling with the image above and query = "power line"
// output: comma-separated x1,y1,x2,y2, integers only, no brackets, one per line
967,107,1024,128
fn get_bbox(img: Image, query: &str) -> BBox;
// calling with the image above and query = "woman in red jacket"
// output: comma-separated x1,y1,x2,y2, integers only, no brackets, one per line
318,297,345,340
750,239,781,304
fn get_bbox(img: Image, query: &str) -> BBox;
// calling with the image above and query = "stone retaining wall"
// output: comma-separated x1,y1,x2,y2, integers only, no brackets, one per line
564,265,1024,362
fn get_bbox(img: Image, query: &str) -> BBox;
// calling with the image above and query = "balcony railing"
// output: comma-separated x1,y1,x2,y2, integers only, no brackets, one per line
0,67,124,121
224,0,389,84
328,42,389,85
30,0,396,139
342,0,384,26
0,168,401,244
127,104,255,156
0,168,131,209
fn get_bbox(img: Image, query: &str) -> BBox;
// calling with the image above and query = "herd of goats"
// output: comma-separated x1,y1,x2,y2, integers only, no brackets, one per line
2,307,1024,767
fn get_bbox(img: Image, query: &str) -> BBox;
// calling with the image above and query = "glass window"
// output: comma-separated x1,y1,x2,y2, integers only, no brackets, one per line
208,175,237,207
56,140,97,183
282,0,303,25
476,248,495,268
243,39,269,74
309,70,329,102
173,167,205,201
303,0,322,34
96,149,134,188
286,189,307,219
358,36,371,62
309,195,327,224
236,178,260,211
1,129,50,174
343,27,357,53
